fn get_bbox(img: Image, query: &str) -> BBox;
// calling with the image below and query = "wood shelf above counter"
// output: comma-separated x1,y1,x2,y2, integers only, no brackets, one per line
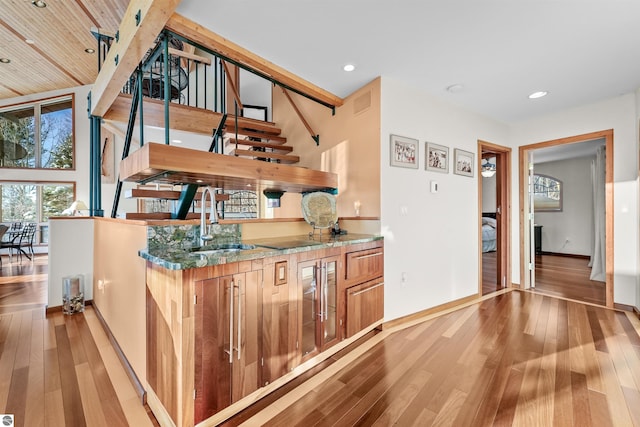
119,142,338,193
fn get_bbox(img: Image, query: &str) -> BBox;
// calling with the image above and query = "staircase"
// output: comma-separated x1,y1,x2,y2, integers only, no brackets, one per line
224,117,300,164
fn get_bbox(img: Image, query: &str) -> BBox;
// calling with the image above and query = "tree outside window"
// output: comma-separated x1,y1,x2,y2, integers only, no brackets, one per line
0,96,74,169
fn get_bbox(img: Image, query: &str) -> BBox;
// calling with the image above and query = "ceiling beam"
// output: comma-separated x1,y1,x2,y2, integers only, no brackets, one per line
90,0,181,117
165,13,344,108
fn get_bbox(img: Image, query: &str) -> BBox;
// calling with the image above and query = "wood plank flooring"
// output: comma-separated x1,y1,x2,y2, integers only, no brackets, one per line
482,251,498,295
1,255,635,426
534,254,606,306
483,252,606,306
237,290,640,426
0,255,157,427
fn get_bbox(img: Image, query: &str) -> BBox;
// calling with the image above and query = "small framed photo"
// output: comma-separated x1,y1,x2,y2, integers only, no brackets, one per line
454,148,475,177
425,142,449,173
390,134,419,169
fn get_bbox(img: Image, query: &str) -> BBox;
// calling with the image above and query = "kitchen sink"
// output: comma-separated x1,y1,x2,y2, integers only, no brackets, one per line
189,243,256,255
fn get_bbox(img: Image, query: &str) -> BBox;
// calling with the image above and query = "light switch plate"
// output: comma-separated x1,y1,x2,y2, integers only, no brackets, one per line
430,181,438,193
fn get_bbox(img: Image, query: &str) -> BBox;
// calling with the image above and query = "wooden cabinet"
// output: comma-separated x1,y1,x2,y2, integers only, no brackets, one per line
145,238,383,426
261,255,297,386
344,245,384,287
343,242,384,338
194,269,262,423
346,279,384,337
297,254,340,360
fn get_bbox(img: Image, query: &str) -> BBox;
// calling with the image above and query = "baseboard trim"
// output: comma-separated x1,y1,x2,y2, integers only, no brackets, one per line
381,293,482,330
92,304,147,405
614,302,638,314
540,251,590,260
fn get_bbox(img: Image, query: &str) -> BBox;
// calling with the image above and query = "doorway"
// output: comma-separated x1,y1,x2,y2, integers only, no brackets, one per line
519,130,613,307
478,141,511,295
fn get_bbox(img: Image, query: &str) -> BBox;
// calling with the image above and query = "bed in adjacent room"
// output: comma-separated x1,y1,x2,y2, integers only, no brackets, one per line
482,214,497,253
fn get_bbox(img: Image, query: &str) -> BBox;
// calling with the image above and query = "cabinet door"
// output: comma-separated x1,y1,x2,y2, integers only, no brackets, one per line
346,279,384,338
194,271,261,422
262,257,294,385
319,255,339,350
231,270,261,402
344,247,384,286
298,259,318,359
195,276,232,422
298,255,340,361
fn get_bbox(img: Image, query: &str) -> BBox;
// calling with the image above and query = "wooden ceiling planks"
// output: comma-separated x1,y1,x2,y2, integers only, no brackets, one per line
0,0,128,101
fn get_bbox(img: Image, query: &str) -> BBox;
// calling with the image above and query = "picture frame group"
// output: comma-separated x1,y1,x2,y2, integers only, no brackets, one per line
389,134,475,177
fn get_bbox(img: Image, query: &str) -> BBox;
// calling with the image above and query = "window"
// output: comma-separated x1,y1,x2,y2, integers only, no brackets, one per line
222,190,258,219
1,181,75,244
0,95,74,169
533,174,562,212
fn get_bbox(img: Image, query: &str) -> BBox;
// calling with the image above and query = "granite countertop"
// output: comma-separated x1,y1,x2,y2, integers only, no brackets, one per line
139,233,383,270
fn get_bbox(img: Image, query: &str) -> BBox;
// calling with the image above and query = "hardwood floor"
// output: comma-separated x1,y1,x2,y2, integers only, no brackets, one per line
2,255,637,426
237,290,640,426
0,255,157,427
482,251,498,295
534,254,606,306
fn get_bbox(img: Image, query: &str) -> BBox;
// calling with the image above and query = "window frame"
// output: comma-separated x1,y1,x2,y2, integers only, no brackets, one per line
0,93,76,170
0,179,78,246
533,173,563,212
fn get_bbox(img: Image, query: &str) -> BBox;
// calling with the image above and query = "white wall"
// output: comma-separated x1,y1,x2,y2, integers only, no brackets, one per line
534,156,594,256
510,93,639,306
48,218,94,308
380,77,509,321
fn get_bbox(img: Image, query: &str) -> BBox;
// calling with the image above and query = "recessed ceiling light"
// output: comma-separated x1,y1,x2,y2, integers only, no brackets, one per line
171,139,182,144
0,58,10,64
85,48,95,54
343,64,355,72
196,179,203,183
31,0,47,8
529,91,548,99
446,84,464,93
25,39,35,45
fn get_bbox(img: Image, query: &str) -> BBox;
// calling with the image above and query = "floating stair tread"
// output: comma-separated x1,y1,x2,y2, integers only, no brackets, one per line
230,149,300,164
226,138,293,153
105,94,280,138
119,143,337,193
224,128,287,144
226,119,281,136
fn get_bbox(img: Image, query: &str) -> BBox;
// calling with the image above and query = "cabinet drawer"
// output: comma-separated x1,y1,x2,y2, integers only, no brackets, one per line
344,247,383,285
346,279,384,337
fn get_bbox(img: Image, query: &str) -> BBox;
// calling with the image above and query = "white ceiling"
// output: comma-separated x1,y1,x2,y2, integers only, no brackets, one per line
176,0,640,124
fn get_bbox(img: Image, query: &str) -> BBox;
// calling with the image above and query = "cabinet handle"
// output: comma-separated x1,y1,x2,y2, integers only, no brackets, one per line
349,282,384,297
236,280,242,361
323,263,328,321
225,280,234,364
353,252,383,260
314,265,321,320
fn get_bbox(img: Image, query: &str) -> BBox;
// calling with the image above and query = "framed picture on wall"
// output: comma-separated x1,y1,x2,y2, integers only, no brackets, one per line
425,142,449,173
453,148,474,177
390,134,419,169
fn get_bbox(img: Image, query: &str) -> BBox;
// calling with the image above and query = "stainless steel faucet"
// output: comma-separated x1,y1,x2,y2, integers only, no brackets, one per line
200,186,219,246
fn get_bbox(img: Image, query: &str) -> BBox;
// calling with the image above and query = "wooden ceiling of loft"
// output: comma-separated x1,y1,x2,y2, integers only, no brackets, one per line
0,0,129,101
